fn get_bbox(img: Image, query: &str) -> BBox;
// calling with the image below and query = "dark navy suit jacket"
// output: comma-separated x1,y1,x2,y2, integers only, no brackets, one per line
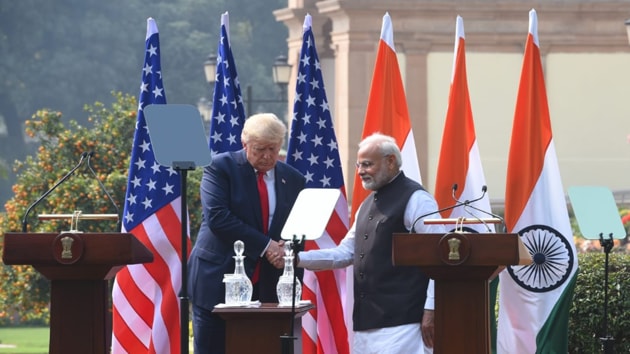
188,149,305,310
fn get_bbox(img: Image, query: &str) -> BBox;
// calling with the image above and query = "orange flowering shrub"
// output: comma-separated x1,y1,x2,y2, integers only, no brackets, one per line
0,92,203,325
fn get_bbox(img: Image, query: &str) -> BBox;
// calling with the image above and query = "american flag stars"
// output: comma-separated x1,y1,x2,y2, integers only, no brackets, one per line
208,13,246,155
286,17,343,191
123,131,179,226
121,27,179,231
285,14,350,353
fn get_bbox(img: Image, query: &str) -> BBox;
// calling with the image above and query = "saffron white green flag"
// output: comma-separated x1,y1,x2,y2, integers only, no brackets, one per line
434,15,495,234
497,9,578,353
350,12,422,224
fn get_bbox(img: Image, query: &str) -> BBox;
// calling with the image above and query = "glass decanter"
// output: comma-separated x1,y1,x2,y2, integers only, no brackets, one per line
276,241,301,306
224,240,253,305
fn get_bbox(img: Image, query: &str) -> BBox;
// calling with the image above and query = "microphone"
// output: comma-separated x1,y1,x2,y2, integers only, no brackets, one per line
460,187,492,232
85,151,121,231
461,197,506,233
452,185,506,233
410,184,481,233
21,152,88,232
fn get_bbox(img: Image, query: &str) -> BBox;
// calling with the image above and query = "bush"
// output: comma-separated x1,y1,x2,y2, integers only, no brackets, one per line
569,252,630,353
0,92,203,325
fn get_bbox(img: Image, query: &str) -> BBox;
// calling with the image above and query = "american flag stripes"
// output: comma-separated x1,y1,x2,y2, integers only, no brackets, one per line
111,18,188,353
286,14,350,354
208,12,246,155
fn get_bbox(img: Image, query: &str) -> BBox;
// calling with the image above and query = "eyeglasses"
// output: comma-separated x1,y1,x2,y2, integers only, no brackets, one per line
355,161,376,170
355,154,392,170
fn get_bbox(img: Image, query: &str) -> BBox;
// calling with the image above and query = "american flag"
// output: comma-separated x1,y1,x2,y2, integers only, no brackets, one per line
286,14,350,354
111,17,188,353
209,12,245,155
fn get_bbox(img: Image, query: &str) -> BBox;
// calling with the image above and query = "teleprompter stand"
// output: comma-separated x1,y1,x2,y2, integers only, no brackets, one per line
569,186,626,354
598,233,615,353
279,188,341,354
279,234,305,354
144,104,212,354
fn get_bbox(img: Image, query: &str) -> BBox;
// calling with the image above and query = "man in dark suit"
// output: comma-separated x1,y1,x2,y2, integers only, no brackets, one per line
188,113,305,354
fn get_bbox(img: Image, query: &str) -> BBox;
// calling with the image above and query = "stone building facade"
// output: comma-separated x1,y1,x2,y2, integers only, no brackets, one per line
275,0,630,206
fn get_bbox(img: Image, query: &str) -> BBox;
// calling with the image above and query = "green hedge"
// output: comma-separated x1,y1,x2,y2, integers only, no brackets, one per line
569,252,630,353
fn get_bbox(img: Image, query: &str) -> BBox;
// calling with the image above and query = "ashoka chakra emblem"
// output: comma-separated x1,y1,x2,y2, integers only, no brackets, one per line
506,224,574,293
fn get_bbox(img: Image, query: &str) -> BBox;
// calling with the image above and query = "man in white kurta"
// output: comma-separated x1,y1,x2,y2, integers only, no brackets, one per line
297,133,445,354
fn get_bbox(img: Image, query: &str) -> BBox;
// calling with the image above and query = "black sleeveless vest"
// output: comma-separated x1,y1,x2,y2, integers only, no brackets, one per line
353,172,430,331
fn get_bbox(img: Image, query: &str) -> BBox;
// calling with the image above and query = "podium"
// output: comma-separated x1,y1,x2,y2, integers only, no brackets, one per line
213,302,314,354
2,232,153,354
392,232,531,354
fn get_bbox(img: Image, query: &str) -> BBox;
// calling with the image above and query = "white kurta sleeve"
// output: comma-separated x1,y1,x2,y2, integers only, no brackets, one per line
296,215,357,270
403,189,446,311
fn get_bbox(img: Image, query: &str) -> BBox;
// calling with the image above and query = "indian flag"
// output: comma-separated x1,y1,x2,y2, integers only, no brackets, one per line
434,15,494,233
350,12,422,222
434,16,499,353
348,13,424,352
497,9,578,353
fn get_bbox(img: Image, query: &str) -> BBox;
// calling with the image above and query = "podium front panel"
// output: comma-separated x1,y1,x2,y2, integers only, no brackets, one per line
392,233,523,267
391,232,527,354
2,232,153,354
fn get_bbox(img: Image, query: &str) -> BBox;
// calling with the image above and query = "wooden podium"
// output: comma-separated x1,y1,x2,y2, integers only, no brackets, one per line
213,302,314,354
2,232,153,354
392,232,531,354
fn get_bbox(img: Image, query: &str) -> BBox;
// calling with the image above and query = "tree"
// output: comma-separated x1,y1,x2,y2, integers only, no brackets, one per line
0,0,287,324
0,92,203,325
0,0,287,206
0,0,287,123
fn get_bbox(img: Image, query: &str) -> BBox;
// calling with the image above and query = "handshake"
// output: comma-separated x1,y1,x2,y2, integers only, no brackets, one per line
265,239,300,269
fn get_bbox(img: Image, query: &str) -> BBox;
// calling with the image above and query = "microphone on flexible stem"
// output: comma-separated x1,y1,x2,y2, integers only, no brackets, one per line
461,187,492,232
449,184,490,231
452,185,506,233
21,152,88,232
411,184,466,233
459,187,506,233
85,151,121,231
451,183,459,203
410,183,492,233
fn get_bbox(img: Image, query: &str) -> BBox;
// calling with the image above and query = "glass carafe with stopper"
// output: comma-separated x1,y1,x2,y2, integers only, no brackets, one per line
276,241,301,306
223,240,253,305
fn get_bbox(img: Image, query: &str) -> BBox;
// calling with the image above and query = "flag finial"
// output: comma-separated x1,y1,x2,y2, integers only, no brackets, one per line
529,9,539,47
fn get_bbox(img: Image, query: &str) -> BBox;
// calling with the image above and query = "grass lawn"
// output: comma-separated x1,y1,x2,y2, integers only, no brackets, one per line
0,327,49,354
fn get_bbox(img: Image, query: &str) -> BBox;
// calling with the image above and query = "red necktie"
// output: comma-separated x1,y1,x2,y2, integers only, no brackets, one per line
257,171,269,234
252,171,269,284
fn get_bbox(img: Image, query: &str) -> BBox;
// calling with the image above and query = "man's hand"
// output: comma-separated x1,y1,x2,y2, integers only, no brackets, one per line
265,240,285,269
421,309,435,348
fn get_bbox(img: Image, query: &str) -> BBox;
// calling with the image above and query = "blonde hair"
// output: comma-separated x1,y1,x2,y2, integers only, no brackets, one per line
241,113,286,145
